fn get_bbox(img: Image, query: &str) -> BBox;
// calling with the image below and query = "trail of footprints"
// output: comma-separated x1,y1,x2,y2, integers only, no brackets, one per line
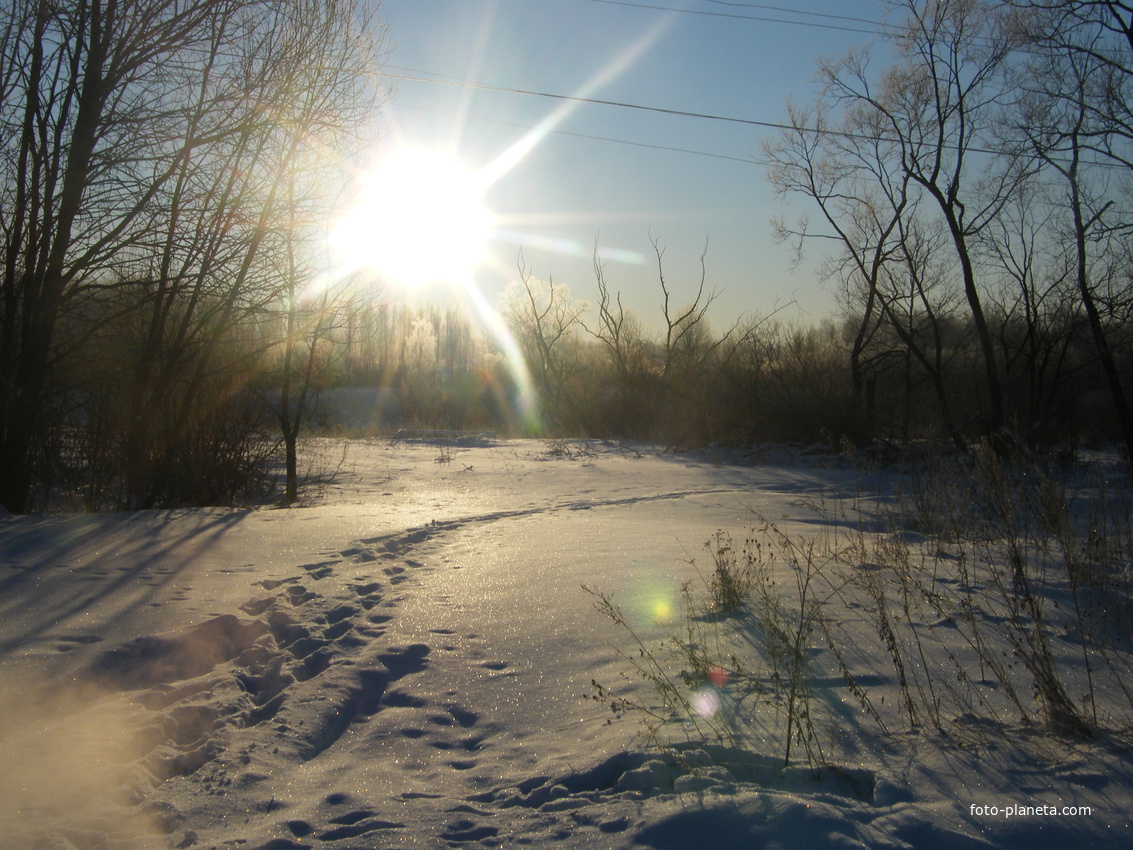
79,525,512,847
67,521,725,848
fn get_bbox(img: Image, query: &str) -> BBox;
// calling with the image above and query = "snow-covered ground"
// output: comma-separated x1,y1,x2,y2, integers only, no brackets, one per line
1,438,1129,849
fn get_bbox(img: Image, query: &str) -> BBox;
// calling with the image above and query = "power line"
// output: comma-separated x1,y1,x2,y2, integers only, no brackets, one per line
578,0,893,36
384,67,1118,167
382,69,806,134
704,0,885,29
369,5,1129,178
395,101,757,164
574,1,999,50
382,66,953,149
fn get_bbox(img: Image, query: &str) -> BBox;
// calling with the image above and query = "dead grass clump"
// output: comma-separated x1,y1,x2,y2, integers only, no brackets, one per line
591,443,1133,780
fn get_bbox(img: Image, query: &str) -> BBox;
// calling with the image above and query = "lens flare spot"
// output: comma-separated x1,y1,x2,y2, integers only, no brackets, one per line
622,577,680,627
692,688,721,720
708,665,729,687
651,597,674,623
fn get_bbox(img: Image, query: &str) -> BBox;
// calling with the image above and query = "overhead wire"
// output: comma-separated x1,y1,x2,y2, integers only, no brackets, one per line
377,5,1114,169
380,67,1005,155
394,101,757,165
382,68,799,132
578,0,895,36
370,1,972,153
703,0,886,28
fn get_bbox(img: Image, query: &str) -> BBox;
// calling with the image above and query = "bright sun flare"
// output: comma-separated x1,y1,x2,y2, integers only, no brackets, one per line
331,148,493,287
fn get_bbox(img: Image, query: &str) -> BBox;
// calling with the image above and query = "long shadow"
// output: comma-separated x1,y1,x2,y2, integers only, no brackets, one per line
0,509,250,656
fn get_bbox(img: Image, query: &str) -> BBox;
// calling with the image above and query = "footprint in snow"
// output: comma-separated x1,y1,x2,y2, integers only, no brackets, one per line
54,634,103,651
298,560,336,580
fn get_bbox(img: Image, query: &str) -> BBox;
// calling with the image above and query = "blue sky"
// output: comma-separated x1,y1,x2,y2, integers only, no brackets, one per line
364,0,895,329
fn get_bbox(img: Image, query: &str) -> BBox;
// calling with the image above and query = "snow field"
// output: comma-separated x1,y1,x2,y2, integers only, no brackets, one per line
0,438,1129,849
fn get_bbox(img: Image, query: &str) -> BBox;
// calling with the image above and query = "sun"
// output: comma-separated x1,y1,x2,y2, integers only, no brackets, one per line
330,148,493,287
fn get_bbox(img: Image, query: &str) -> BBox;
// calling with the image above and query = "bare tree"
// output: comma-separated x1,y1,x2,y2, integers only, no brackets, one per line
982,184,1086,444
878,214,966,440
502,252,587,431
767,1,1033,441
586,243,647,390
583,245,652,434
763,90,912,436
654,235,729,383
1010,0,1133,458
873,0,1030,435
0,0,383,510
643,235,740,442
265,0,384,505
0,0,250,510
1010,1,1133,163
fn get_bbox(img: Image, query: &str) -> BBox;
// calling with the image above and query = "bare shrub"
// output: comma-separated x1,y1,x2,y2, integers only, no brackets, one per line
588,523,836,772
592,448,1133,787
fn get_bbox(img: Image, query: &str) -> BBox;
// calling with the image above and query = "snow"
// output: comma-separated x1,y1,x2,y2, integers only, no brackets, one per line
1,438,1129,849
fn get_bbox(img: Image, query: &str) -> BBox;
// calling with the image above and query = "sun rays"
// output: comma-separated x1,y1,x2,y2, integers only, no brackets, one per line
326,15,673,433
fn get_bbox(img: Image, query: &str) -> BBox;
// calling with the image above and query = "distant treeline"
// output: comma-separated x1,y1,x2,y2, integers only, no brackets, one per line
318,270,1132,455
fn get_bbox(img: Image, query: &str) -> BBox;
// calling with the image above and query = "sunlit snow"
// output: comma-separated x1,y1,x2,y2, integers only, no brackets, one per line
1,438,1129,849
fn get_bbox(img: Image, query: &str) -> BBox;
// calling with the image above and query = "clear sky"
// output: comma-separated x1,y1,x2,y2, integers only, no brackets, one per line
354,0,896,331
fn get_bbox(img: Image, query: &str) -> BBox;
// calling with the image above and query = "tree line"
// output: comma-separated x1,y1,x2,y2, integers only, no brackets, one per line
464,0,1133,458
763,0,1133,458
492,0,1133,457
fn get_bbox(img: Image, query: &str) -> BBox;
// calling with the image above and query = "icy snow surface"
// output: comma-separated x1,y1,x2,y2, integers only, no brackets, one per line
0,438,1129,849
